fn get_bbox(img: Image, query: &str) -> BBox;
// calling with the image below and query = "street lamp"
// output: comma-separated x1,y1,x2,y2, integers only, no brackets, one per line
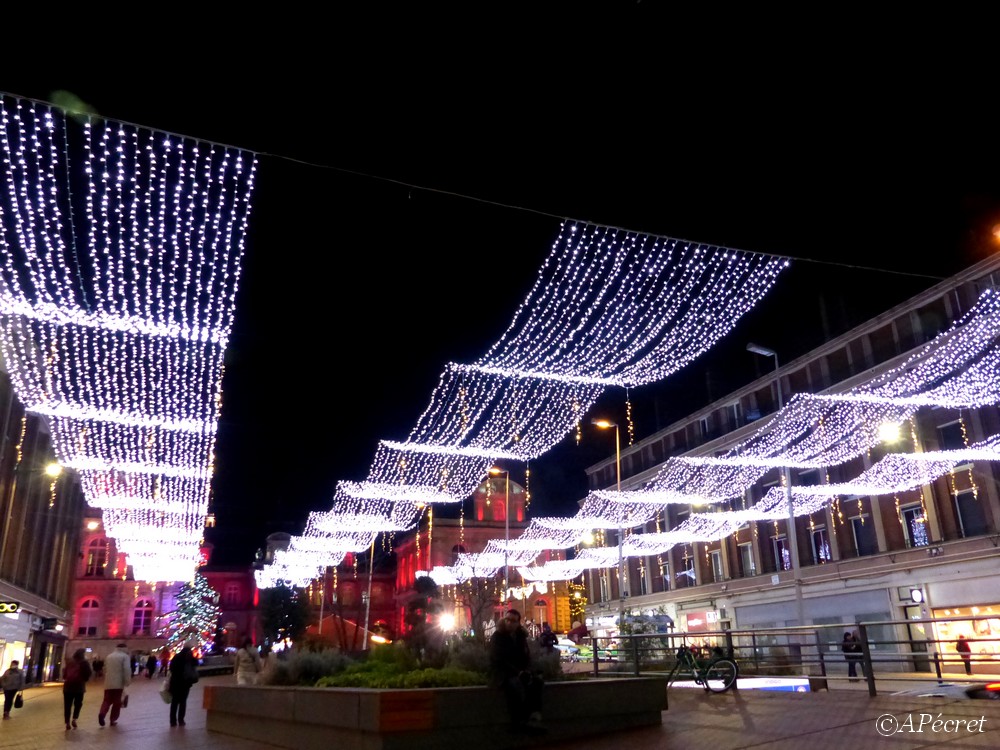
488,467,511,601
746,342,805,626
591,419,626,634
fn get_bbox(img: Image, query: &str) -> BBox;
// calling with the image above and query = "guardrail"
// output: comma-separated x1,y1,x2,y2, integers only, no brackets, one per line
580,614,1000,696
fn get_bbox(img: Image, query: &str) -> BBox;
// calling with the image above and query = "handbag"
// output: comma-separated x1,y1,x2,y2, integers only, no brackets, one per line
159,681,172,704
13,692,23,709
122,691,129,708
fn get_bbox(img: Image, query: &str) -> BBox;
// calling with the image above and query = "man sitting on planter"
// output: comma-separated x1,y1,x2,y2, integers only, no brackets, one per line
490,608,545,734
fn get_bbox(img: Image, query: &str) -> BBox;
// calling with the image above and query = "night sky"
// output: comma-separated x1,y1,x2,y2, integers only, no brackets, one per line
5,46,1000,567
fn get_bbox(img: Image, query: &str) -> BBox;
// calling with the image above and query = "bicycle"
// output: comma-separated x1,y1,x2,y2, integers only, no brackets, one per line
666,644,738,693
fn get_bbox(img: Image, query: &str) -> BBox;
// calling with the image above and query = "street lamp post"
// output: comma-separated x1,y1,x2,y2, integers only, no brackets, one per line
747,342,805,626
591,419,626,635
489,467,511,601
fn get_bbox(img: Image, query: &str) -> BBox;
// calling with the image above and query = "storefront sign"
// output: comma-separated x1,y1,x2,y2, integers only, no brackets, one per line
685,610,719,632
0,602,19,614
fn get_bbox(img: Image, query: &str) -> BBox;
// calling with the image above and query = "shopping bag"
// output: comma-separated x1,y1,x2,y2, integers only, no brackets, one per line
159,682,172,704
13,692,23,709
122,692,129,708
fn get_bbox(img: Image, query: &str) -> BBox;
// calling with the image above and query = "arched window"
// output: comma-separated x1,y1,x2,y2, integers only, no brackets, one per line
76,597,100,636
224,581,241,606
131,599,154,635
85,539,108,577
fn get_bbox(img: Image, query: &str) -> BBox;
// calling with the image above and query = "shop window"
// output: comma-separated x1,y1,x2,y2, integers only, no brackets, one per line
900,504,930,547
85,539,108,577
76,597,100,636
131,599,154,635
955,489,988,538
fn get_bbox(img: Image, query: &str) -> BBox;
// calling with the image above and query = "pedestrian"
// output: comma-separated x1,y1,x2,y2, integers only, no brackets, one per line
538,622,558,655
168,641,200,727
489,608,545,734
158,652,169,677
956,634,973,675
567,620,589,645
842,631,864,681
1,659,25,720
92,656,104,678
62,648,92,730
235,638,262,686
146,653,158,679
98,642,131,726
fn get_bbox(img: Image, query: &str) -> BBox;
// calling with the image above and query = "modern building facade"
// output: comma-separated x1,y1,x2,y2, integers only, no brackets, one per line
582,254,1000,667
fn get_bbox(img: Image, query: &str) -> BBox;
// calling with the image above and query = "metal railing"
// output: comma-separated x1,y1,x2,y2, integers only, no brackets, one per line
579,614,1000,696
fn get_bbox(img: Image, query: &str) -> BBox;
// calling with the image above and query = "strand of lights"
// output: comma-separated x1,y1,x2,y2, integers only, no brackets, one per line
268,221,787,583
0,96,257,581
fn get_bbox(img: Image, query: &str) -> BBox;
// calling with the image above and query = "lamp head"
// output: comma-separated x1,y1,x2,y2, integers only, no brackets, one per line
488,467,506,476
746,342,777,358
591,419,617,429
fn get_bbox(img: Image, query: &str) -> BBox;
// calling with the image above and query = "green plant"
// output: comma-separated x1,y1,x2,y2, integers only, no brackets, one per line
258,647,357,686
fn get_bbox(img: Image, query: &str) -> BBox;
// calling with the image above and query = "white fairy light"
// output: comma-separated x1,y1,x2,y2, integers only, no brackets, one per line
0,96,257,580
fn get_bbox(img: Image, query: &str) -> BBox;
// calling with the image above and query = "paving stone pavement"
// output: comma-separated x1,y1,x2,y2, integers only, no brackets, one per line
4,671,1000,750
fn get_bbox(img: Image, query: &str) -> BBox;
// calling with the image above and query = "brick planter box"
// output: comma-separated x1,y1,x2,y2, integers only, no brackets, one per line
204,677,667,749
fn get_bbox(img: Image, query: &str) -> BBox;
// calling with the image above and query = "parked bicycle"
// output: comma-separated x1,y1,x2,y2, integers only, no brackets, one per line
666,644,738,693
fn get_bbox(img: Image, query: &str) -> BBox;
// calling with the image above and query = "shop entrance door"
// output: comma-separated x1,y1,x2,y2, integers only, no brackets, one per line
905,605,931,672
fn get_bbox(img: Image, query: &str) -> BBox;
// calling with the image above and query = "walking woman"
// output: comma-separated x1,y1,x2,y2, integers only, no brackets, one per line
168,642,199,727
1,660,25,719
62,649,92,729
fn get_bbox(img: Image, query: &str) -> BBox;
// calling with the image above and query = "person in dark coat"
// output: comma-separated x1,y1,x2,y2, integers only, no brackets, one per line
489,609,544,733
62,648,92,730
538,623,558,654
168,643,200,727
842,631,864,681
956,634,973,675
145,653,158,679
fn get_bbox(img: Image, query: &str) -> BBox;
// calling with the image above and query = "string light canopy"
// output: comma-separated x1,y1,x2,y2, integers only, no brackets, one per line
0,95,257,581
488,290,1000,581
266,221,789,582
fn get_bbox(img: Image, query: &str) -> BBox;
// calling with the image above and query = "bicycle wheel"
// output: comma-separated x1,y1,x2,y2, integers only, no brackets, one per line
703,659,738,693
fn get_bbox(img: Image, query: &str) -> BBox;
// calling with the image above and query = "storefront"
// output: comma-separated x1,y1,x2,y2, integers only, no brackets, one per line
930,603,1000,672
0,601,30,675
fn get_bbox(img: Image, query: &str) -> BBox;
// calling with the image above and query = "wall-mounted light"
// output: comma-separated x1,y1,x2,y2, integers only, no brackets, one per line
910,588,924,604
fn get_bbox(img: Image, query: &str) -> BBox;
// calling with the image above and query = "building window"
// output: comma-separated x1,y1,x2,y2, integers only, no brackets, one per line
131,599,154,635
738,543,756,577
772,535,791,571
599,572,610,602
709,550,724,583
811,527,831,563
85,539,108,577
936,421,965,450
675,556,696,587
899,504,929,547
76,597,100,636
224,581,241,606
954,489,988,538
850,515,878,556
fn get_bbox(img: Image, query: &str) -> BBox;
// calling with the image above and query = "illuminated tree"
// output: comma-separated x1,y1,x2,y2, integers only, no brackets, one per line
158,573,221,654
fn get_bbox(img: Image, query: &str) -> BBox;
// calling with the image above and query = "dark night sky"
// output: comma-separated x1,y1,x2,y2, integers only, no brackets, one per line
5,33,1000,566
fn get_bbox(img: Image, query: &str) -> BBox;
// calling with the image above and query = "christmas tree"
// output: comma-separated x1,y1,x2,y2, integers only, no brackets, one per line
158,572,221,654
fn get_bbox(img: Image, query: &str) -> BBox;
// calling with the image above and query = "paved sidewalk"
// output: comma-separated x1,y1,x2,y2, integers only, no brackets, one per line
3,671,999,749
